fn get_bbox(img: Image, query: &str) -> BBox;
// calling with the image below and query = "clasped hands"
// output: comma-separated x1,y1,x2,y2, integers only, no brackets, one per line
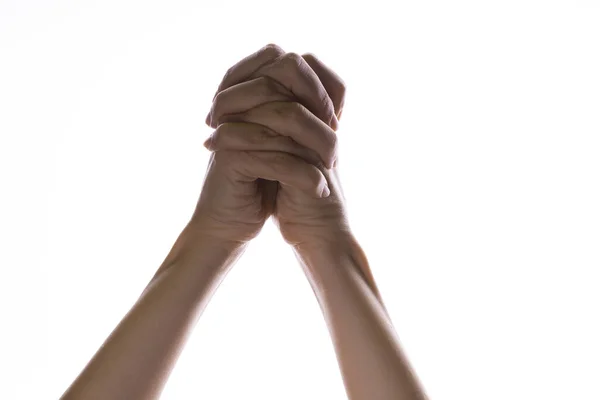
59,44,426,400
192,44,351,248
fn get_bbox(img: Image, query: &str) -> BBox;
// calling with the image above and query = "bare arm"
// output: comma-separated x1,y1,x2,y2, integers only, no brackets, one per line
60,46,333,398
203,43,429,399
62,44,346,400
294,237,428,400
61,223,244,400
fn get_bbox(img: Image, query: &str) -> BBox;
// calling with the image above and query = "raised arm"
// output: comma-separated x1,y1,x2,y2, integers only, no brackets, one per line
205,45,428,400
293,233,427,400
60,45,331,399
60,225,244,400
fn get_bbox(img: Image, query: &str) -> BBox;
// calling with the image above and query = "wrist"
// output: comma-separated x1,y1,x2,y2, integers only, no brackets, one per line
292,231,357,279
153,219,247,280
292,233,382,302
292,228,356,256
184,218,247,253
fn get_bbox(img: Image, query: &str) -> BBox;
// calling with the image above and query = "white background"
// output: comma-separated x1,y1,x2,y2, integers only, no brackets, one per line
1,1,599,399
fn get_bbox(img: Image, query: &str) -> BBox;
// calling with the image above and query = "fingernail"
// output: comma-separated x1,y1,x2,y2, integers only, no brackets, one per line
205,113,212,126
320,185,331,198
203,136,214,150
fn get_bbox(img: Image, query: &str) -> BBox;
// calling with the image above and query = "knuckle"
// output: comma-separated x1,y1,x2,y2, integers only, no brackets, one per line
338,79,347,96
262,43,285,57
330,131,338,150
328,133,338,162
336,82,347,110
301,52,316,62
282,52,303,68
213,87,224,102
212,123,228,145
222,66,233,81
211,91,224,115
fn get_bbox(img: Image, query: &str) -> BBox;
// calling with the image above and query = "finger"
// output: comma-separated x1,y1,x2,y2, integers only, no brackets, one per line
206,44,285,125
248,52,339,131
204,122,323,167
212,44,285,100
218,101,337,169
227,151,330,198
301,53,346,120
207,76,292,128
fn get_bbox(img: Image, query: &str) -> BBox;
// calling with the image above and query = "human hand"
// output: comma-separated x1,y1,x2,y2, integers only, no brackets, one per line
204,44,351,248
192,45,342,245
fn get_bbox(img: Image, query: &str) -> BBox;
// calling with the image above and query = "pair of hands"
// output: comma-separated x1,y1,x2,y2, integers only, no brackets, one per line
60,45,424,400
192,44,351,247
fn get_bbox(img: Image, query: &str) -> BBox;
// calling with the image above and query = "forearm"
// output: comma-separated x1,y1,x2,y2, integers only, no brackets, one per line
294,236,427,400
61,221,245,400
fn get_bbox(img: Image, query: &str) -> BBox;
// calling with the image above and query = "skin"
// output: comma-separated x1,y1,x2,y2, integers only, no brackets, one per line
60,44,428,400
